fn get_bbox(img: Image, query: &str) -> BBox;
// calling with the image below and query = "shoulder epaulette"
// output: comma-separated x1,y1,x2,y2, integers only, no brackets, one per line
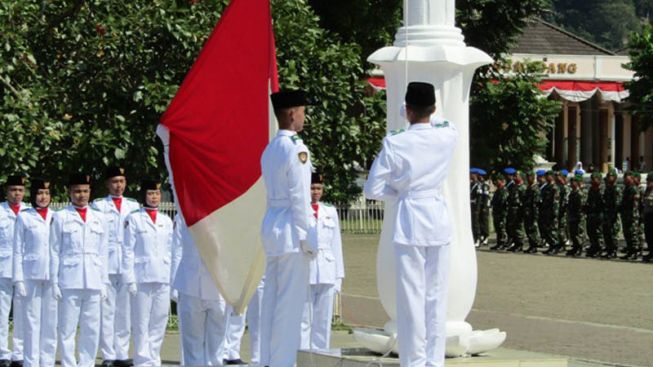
93,198,103,202
130,209,140,214
90,207,101,212
52,207,63,212
290,135,301,144
126,198,137,202
433,120,450,128
322,202,334,208
389,128,405,136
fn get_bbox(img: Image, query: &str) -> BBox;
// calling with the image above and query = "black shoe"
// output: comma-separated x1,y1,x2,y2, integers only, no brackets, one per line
543,246,558,255
113,360,133,367
643,253,652,263
10,361,22,367
0,360,10,367
565,248,581,257
489,244,502,251
619,252,633,260
525,246,538,254
507,244,522,252
101,361,115,367
224,358,247,365
601,251,616,259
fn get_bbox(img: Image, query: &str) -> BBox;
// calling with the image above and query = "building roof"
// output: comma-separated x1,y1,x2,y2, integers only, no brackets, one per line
511,19,616,56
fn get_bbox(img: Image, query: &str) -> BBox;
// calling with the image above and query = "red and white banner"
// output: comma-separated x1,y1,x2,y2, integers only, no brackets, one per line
157,0,278,313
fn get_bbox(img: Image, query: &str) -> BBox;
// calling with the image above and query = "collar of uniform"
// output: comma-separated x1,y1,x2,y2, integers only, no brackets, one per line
277,129,297,137
408,122,431,130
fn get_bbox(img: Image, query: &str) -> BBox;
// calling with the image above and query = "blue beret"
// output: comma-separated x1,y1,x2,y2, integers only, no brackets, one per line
470,168,479,174
574,169,585,176
503,168,516,175
536,169,546,177
560,169,569,176
477,169,487,176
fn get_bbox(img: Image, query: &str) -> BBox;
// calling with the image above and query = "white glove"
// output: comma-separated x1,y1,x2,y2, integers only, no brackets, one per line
171,289,179,302
14,282,26,297
100,286,108,300
300,239,316,256
334,279,343,293
53,284,62,300
128,283,137,295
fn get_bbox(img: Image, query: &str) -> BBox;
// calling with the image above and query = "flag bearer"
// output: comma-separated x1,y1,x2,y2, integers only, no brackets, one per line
122,180,174,367
13,178,57,367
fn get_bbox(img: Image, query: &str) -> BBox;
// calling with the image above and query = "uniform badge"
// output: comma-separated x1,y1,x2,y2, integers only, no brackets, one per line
298,152,308,164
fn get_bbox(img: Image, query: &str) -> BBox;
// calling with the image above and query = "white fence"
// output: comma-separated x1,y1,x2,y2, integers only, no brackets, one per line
51,201,385,234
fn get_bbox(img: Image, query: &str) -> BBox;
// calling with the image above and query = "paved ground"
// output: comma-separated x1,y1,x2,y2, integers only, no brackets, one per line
339,234,653,367
61,233,652,366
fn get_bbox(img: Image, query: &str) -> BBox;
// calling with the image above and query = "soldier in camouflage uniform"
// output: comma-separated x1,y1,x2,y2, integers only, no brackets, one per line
545,170,569,255
601,168,621,259
523,171,541,253
566,172,586,257
540,171,559,251
633,172,646,253
619,172,641,260
470,169,481,246
584,172,604,258
490,174,509,251
642,173,653,263
478,169,491,246
536,170,548,245
507,170,527,252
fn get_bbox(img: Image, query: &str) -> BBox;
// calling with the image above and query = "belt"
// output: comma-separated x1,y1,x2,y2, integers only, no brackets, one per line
399,189,443,200
268,198,291,208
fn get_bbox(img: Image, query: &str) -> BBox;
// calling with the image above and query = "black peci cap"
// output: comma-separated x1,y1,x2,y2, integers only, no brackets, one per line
68,173,92,187
405,82,436,107
271,90,308,110
311,172,324,184
5,175,26,186
105,166,126,180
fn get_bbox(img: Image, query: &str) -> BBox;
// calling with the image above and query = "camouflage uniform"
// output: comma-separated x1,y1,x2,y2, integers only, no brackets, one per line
602,171,622,258
506,178,526,251
523,181,541,252
540,173,559,249
643,173,653,262
478,179,491,245
584,173,604,257
567,176,586,256
471,179,482,244
619,173,641,259
491,183,509,250
556,179,570,252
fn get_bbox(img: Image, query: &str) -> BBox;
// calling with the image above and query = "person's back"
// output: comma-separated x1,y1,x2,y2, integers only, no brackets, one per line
365,120,457,246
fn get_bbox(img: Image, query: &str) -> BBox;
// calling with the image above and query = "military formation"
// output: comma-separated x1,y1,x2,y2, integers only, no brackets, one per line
471,167,653,262
0,162,345,367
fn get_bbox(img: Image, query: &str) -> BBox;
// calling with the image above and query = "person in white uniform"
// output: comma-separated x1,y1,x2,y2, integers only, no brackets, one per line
13,178,57,367
364,82,458,367
301,173,344,351
50,174,109,367
93,167,140,367
172,214,227,366
122,180,174,367
260,89,317,367
0,175,27,367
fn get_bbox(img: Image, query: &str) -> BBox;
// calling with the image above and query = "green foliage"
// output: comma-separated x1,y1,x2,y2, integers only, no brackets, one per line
273,0,386,203
1,0,385,203
625,23,653,131
470,61,562,170
549,0,643,51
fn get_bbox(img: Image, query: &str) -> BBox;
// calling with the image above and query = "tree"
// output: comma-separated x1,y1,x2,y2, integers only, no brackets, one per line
625,23,653,131
1,0,385,203
470,61,562,169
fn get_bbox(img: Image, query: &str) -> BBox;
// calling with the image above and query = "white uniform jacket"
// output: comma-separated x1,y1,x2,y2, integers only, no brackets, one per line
0,202,28,279
50,206,109,290
260,130,312,257
122,209,174,285
171,215,221,300
13,208,54,282
364,120,458,247
92,196,140,275
307,203,344,285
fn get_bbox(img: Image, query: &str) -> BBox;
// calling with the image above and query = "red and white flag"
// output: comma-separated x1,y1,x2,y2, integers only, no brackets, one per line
157,0,278,313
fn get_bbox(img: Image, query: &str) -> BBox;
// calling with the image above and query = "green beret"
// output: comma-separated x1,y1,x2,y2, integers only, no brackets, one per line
607,168,618,177
632,171,641,179
546,170,555,176
591,172,603,179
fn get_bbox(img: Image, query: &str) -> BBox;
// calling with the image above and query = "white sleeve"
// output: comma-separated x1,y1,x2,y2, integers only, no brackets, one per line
364,138,397,201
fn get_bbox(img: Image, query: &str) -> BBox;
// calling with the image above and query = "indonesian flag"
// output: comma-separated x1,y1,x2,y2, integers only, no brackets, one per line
157,0,278,313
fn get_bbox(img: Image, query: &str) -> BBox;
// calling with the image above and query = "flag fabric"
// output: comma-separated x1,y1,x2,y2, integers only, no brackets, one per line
158,0,278,313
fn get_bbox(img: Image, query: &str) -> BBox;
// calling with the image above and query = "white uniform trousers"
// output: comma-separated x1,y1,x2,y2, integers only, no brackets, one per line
131,283,170,367
300,284,334,350
245,280,264,365
100,274,131,360
223,309,244,361
58,289,102,367
23,280,58,367
12,293,24,361
0,278,13,360
260,253,308,367
395,244,451,367
178,293,226,366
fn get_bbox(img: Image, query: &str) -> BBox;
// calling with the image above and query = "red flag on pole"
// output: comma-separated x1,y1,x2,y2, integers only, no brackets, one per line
158,0,277,312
